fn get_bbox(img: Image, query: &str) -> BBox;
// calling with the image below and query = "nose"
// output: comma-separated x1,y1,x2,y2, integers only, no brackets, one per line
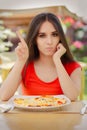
46,36,52,45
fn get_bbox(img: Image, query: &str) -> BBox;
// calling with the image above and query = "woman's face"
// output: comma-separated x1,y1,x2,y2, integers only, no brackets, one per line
36,21,60,57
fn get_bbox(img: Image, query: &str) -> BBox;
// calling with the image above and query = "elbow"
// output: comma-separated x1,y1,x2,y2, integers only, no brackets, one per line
0,91,11,101
0,87,14,101
65,91,80,101
0,95,10,101
66,87,81,101
69,93,80,101
69,96,78,102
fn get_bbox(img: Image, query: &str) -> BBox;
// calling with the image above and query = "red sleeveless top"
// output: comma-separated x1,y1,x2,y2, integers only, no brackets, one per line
21,61,81,95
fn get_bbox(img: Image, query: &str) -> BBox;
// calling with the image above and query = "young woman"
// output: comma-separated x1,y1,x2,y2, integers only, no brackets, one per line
0,12,81,101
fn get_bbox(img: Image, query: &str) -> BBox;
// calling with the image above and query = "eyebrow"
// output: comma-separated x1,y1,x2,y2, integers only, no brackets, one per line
38,31,58,34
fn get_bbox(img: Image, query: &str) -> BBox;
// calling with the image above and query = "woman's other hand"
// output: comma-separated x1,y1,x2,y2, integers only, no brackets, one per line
53,43,66,64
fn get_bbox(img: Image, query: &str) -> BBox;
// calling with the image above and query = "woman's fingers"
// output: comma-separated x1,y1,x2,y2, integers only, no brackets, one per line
16,31,29,54
17,43,25,53
16,31,27,48
15,31,29,63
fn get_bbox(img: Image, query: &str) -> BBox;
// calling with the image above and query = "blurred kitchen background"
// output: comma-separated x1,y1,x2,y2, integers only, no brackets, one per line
0,0,87,99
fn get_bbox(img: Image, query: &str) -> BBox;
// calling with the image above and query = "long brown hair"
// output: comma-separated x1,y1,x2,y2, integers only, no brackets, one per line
25,12,74,64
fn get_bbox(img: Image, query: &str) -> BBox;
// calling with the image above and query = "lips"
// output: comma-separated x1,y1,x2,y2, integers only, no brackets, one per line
46,47,53,51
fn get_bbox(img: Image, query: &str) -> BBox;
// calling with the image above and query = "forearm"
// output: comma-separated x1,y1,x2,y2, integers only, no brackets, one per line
55,59,80,101
0,60,25,101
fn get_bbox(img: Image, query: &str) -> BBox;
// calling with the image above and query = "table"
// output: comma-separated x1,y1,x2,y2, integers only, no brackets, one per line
0,101,87,130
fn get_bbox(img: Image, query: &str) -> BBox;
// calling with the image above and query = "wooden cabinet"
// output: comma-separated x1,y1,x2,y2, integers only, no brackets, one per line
0,14,33,29
0,6,59,29
0,6,77,29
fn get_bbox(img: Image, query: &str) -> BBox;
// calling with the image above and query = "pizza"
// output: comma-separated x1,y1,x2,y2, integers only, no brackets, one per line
13,95,67,108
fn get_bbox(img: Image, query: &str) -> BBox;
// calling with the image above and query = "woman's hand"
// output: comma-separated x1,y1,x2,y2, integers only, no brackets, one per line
53,43,66,64
15,31,29,64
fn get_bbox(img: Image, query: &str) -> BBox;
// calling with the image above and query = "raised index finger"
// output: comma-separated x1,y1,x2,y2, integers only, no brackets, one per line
16,31,26,46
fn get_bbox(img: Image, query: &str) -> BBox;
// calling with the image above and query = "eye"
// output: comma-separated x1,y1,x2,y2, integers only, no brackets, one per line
38,34,46,38
52,32,59,37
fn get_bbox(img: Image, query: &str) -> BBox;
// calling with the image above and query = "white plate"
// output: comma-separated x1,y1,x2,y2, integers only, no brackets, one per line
12,95,71,112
